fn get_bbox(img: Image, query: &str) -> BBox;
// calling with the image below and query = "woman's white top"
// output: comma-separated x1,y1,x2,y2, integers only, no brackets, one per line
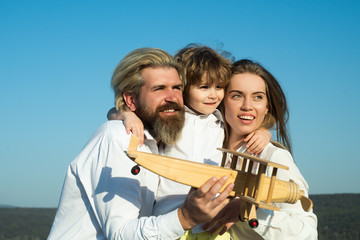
227,143,318,240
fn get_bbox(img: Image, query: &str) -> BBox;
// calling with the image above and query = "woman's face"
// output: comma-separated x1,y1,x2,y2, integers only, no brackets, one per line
224,73,269,139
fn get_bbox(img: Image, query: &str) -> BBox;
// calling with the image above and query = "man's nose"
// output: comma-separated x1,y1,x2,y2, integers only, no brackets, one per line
164,89,178,102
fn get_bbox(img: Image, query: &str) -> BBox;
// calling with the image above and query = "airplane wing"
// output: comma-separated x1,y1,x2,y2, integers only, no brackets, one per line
126,135,312,212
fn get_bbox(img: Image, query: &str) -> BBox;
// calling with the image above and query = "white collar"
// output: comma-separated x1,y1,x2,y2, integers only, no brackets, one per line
185,105,224,123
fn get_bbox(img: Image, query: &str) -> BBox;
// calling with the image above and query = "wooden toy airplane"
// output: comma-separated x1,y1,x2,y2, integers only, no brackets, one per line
126,135,313,228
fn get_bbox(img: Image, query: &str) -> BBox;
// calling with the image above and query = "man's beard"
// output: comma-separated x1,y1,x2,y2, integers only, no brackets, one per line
135,101,185,145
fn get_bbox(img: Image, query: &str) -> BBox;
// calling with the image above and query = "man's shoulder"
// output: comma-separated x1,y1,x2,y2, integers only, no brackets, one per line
70,121,130,166
99,120,126,132
89,120,129,143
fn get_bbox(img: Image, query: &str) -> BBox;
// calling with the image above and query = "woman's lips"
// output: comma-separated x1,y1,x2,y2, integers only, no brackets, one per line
238,114,255,124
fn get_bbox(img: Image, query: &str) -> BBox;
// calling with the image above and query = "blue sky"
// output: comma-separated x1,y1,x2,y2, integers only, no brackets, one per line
1,0,359,208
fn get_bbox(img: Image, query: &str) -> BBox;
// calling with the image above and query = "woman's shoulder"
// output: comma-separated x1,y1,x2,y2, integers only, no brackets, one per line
261,142,293,166
261,143,309,191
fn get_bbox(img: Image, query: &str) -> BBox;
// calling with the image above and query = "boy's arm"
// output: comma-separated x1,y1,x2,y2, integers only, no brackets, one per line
243,128,271,155
107,107,145,145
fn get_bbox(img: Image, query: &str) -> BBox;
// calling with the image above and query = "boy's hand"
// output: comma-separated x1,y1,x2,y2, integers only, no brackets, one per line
107,107,145,146
122,111,144,146
244,128,271,155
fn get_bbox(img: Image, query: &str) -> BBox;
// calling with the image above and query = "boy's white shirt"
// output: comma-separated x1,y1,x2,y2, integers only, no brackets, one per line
152,106,225,218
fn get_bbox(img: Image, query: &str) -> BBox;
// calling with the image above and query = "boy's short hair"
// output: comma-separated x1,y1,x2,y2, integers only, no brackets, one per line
174,44,233,103
111,48,184,111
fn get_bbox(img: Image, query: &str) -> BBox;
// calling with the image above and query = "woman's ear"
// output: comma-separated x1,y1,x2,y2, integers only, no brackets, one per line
123,91,136,111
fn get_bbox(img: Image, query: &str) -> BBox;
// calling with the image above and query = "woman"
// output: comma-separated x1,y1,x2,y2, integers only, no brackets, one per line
207,59,318,239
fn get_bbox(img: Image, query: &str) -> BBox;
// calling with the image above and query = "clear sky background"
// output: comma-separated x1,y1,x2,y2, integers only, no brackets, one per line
1,1,359,208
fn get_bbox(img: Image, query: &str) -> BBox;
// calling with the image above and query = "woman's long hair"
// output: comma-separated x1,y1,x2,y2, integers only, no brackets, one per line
225,59,292,153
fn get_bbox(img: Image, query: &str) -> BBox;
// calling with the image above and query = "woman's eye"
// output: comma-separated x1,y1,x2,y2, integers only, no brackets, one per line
255,95,263,99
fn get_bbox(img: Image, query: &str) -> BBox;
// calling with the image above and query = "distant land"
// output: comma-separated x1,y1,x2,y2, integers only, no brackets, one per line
0,193,359,240
0,205,14,208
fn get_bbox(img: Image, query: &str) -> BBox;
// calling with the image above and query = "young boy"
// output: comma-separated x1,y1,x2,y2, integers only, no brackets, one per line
108,44,271,239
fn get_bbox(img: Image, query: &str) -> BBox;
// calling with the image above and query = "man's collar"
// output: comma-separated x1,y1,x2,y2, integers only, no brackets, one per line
144,129,155,141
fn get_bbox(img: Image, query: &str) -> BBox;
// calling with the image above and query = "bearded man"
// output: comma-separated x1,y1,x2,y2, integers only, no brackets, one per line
48,48,233,240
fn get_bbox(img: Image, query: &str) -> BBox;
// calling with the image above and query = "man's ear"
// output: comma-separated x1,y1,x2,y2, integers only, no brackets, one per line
123,91,136,111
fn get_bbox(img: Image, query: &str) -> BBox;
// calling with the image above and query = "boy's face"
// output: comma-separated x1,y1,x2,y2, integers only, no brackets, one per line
187,81,224,115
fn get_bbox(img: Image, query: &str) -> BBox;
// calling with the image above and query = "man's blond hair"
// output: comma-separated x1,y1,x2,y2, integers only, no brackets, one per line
111,48,185,111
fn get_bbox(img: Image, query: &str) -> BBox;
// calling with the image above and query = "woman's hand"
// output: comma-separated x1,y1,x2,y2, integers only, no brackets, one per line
202,198,246,235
